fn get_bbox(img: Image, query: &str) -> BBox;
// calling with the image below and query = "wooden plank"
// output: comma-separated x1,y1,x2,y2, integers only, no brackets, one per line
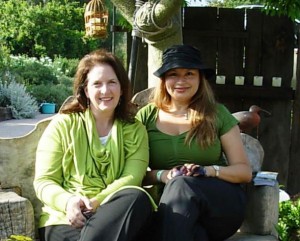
212,85,294,100
183,7,218,30
288,45,300,195
133,38,148,94
258,100,292,187
183,7,218,81
261,15,294,88
181,7,297,194
225,100,293,188
216,97,291,188
244,9,263,85
184,30,248,38
183,29,218,77
217,8,245,84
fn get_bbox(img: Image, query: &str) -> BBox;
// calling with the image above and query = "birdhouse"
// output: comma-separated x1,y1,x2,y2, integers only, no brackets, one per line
84,0,109,38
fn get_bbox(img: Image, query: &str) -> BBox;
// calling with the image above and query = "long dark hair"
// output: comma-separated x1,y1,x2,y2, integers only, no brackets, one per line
153,71,217,148
60,49,136,122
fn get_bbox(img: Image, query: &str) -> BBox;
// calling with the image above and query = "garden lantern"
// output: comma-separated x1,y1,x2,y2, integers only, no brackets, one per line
84,0,109,38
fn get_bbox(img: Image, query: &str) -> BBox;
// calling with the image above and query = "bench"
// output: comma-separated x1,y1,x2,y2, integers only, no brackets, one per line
0,93,279,241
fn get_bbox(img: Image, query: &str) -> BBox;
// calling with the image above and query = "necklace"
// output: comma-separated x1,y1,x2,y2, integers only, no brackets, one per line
166,111,189,120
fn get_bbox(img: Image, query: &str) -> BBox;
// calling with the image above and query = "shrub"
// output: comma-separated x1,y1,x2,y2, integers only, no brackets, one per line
0,41,10,70
0,76,39,119
9,55,59,86
52,57,79,78
277,195,300,241
0,0,101,58
2,55,75,110
29,83,72,111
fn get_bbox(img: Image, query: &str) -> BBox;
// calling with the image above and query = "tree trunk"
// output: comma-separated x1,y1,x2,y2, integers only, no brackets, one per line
111,0,183,87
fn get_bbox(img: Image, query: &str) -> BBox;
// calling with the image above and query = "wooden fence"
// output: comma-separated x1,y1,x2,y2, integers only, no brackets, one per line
129,6,299,195
182,7,299,195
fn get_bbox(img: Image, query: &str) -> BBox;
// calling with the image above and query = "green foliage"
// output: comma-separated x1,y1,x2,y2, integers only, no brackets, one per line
29,83,72,111
261,0,300,20
0,54,75,115
0,41,11,70
52,57,79,78
206,0,300,20
9,56,59,85
0,76,39,119
6,54,77,85
207,0,256,8
0,0,100,58
277,198,300,241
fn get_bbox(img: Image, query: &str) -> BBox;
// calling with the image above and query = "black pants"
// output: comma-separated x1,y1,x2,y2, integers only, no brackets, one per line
150,176,247,241
39,188,153,241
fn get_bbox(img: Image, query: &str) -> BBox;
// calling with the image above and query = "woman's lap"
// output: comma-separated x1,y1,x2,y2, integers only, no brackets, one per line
39,188,153,241
156,176,247,241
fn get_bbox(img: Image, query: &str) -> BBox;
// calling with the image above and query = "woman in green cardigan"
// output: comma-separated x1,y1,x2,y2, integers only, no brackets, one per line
34,49,154,241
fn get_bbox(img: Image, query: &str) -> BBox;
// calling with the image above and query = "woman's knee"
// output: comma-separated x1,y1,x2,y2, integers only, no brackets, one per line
160,177,197,202
117,188,152,210
163,176,198,196
166,176,191,187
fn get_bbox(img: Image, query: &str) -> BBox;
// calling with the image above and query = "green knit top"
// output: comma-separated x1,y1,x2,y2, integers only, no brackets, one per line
136,103,238,170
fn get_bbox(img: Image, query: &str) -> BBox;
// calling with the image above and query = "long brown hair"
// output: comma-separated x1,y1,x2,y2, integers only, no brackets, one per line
60,49,136,122
153,71,217,148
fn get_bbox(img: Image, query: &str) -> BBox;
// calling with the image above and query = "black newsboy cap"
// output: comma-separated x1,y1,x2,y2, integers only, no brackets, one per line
153,44,215,79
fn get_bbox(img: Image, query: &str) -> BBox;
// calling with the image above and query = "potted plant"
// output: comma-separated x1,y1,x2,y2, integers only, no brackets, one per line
40,102,56,114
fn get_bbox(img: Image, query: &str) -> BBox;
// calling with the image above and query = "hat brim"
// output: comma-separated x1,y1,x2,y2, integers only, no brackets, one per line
154,60,215,80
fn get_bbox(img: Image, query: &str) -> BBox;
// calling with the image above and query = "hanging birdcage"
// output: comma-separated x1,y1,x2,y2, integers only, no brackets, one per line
84,0,109,38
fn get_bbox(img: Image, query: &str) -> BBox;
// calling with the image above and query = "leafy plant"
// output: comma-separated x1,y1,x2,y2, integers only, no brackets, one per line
52,57,79,78
0,41,11,70
29,83,72,111
9,55,59,86
0,0,100,58
0,55,75,111
0,76,39,119
277,195,300,241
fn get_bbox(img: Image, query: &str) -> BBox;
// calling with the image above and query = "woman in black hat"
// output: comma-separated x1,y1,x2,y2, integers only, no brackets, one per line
136,44,252,241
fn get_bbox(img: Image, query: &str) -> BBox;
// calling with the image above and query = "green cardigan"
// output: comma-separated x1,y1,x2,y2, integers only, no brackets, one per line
34,109,150,227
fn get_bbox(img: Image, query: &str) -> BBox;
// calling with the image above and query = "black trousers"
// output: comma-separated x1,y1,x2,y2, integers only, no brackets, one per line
149,176,247,241
39,188,153,241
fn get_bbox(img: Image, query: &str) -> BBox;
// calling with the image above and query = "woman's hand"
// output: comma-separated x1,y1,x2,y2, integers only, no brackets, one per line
168,164,205,178
66,196,94,228
182,163,201,176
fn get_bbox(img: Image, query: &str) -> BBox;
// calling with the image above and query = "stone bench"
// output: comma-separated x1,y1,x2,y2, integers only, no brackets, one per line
226,183,279,241
0,117,53,240
0,93,279,240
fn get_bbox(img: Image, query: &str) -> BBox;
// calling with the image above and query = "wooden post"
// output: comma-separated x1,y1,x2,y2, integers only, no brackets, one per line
288,43,300,195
